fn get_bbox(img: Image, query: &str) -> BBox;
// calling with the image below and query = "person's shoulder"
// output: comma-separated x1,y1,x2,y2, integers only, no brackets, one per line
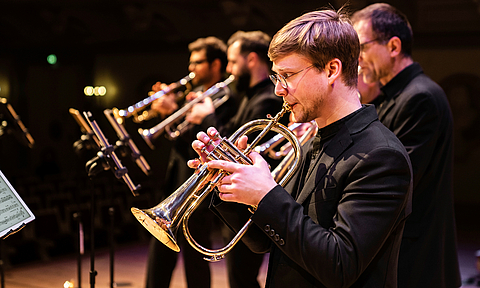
402,72,446,100
252,88,283,104
356,117,408,154
398,74,452,119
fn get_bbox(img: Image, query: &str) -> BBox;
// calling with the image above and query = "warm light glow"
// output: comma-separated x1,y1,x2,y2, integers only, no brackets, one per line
0,77,9,97
96,86,107,96
85,86,106,96
84,86,94,96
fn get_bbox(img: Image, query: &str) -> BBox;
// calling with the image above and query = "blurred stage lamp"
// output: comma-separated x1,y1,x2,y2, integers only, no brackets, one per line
95,86,107,96
47,54,57,65
84,86,106,96
84,86,94,96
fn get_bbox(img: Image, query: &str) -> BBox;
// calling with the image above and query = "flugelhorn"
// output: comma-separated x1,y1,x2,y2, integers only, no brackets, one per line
271,122,317,181
113,72,195,124
139,75,235,149
255,121,317,159
255,122,305,159
131,102,302,262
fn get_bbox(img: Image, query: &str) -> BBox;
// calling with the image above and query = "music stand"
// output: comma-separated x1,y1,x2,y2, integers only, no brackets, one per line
103,109,151,176
83,111,140,195
0,170,35,239
0,170,35,288
0,98,34,148
70,109,140,288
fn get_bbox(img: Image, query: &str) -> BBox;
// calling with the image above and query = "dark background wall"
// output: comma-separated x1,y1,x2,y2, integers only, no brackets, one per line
0,0,479,237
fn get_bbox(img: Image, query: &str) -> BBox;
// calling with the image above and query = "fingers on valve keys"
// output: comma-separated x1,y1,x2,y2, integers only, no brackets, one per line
189,127,222,168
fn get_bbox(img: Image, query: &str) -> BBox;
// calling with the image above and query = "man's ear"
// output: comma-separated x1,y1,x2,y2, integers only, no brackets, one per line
211,58,221,71
326,58,342,85
246,52,258,68
388,36,402,57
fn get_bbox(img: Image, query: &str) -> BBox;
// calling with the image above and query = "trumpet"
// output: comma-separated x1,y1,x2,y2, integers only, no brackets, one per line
131,102,302,262
113,72,195,124
139,75,235,149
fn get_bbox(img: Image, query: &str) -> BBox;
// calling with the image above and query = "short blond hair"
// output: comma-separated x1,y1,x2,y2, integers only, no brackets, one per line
268,8,359,88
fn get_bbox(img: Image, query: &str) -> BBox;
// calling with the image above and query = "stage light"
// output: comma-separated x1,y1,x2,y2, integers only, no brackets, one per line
47,54,57,65
85,86,107,96
84,86,94,96
94,86,107,96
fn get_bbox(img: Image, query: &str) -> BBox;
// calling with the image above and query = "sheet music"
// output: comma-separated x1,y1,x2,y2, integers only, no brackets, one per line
0,170,35,238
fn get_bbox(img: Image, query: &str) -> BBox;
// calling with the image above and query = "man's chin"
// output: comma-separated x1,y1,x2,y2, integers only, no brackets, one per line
363,74,378,85
291,111,305,124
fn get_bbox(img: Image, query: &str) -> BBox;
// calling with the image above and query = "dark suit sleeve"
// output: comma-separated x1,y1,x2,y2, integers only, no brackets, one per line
210,193,273,253
388,87,446,190
248,147,411,287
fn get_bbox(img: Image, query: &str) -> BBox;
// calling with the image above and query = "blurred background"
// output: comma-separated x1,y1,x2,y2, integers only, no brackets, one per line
0,0,479,279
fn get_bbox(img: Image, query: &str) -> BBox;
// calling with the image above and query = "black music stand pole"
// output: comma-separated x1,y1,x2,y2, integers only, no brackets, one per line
73,212,83,288
85,175,98,288
1,239,4,288
83,111,141,288
71,109,141,288
109,207,115,288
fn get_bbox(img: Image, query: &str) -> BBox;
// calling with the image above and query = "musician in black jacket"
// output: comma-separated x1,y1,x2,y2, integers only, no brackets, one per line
189,8,413,287
145,36,235,288
352,4,461,287
187,30,287,288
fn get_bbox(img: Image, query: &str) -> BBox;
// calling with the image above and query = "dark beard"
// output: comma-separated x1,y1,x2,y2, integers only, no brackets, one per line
235,71,251,93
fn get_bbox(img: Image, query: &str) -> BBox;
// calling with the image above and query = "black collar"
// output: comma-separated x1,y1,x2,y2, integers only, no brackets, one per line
380,62,423,101
246,78,272,99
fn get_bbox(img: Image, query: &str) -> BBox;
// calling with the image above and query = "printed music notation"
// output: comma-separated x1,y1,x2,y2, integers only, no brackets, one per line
0,171,35,238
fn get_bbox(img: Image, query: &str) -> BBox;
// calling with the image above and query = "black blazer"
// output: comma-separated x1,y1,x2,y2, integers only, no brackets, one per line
375,63,461,288
212,105,413,287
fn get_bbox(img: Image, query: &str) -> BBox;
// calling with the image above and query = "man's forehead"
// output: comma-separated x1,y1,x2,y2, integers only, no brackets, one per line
354,19,373,39
190,49,206,59
227,41,241,54
272,53,309,71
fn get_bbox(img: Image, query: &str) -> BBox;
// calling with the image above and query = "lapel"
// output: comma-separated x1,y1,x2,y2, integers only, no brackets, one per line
376,97,395,122
376,63,423,122
295,124,352,205
293,105,378,205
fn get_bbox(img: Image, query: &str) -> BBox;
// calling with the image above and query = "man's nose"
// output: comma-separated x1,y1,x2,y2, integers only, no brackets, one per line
274,81,287,97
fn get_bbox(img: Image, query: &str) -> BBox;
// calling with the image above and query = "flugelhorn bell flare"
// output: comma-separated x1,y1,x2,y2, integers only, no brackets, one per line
131,207,179,251
131,102,302,262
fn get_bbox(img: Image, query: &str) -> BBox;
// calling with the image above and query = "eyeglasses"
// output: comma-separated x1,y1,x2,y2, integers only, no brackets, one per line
189,59,208,66
360,38,380,52
269,64,315,89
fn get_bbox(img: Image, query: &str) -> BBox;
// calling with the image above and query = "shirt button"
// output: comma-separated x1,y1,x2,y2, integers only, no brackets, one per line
264,225,271,232
278,239,285,246
274,234,280,241
269,229,275,237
